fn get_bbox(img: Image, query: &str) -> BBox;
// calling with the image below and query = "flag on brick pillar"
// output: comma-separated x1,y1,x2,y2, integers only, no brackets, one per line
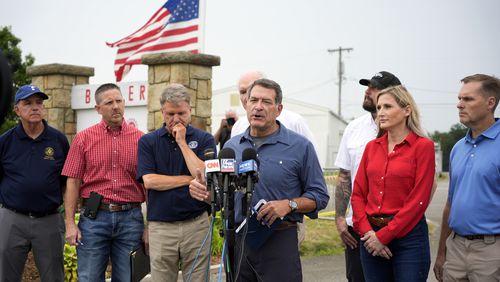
107,0,201,81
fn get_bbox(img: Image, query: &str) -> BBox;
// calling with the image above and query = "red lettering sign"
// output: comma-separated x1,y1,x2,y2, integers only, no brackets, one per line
128,85,134,102
207,162,220,169
205,159,220,173
85,89,91,104
140,85,146,100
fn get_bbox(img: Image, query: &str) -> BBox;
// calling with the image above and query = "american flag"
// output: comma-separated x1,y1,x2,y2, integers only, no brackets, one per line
107,0,200,81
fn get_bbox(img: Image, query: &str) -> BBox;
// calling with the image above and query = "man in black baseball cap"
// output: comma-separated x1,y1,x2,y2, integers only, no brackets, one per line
359,71,401,91
359,71,401,113
334,70,401,282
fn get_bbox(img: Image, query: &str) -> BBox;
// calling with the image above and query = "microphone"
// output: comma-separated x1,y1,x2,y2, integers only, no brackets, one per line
218,148,236,225
238,148,259,217
218,147,236,189
204,148,220,209
203,148,216,161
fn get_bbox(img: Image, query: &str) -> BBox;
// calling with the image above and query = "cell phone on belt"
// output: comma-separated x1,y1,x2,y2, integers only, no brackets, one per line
83,192,103,220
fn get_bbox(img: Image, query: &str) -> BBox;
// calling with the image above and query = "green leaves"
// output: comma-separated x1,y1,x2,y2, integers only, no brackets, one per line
63,244,78,282
0,26,36,133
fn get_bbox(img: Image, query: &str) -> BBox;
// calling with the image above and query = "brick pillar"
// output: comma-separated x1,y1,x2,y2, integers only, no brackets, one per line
27,63,94,142
142,51,220,132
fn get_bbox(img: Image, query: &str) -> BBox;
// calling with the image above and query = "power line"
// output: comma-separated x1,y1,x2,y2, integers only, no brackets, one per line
286,78,335,98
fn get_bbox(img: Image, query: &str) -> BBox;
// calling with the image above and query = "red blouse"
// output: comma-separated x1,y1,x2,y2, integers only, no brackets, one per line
351,131,435,245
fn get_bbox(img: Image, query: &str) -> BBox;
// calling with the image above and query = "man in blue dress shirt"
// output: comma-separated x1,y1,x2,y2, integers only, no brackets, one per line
434,74,500,281
190,78,329,281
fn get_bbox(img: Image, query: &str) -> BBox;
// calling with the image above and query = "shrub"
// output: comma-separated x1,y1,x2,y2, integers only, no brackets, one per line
210,212,224,257
64,244,78,282
64,213,79,282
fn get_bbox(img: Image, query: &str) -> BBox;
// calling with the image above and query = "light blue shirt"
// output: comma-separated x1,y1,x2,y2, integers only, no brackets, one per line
225,122,329,223
448,118,500,235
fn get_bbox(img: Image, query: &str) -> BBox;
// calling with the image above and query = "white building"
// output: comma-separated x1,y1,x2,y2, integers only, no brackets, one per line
211,86,348,168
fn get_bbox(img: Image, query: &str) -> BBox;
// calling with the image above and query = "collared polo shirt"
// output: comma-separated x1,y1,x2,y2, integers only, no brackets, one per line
448,118,500,235
137,125,215,222
62,119,145,203
351,131,435,245
225,122,329,224
0,120,69,213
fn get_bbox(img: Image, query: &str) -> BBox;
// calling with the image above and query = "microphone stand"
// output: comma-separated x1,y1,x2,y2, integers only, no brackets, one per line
222,175,236,282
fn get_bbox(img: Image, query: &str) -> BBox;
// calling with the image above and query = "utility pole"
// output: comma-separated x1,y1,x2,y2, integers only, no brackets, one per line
328,47,353,116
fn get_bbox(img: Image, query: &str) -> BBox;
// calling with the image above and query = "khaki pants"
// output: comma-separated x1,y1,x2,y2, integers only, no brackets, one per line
444,232,500,282
149,213,210,282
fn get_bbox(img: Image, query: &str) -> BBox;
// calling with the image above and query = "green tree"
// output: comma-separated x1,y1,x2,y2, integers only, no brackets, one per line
431,123,468,171
0,26,35,133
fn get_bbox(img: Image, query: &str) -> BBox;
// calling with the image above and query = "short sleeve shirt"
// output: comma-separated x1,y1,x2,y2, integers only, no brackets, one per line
137,125,216,222
0,120,69,212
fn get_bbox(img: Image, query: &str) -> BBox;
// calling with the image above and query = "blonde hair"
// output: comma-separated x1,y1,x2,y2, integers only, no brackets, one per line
376,85,427,138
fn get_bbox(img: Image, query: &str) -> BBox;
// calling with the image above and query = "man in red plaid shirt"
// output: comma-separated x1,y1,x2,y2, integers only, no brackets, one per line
62,83,146,282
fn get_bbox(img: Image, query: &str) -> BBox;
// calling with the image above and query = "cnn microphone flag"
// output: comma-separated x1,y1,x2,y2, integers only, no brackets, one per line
107,0,202,81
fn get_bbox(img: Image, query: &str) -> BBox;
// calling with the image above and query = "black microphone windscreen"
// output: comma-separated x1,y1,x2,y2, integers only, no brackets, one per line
242,148,257,161
204,148,216,160
218,147,235,159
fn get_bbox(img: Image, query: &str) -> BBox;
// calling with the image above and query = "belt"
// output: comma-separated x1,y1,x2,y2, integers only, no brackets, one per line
367,215,394,228
456,233,500,240
275,220,297,230
99,202,141,212
82,199,141,212
0,203,58,218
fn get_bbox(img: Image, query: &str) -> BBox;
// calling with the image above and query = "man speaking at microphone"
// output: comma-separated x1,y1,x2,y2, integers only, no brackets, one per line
190,78,329,281
137,83,216,282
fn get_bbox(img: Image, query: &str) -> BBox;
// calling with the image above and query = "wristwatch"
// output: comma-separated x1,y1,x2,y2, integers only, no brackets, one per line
288,199,298,213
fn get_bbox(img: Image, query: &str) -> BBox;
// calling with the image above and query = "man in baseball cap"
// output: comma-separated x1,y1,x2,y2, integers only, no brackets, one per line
359,71,401,91
334,71,401,282
14,84,49,104
0,84,68,281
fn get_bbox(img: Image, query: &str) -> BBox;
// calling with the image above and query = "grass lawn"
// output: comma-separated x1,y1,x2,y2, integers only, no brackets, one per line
300,212,345,257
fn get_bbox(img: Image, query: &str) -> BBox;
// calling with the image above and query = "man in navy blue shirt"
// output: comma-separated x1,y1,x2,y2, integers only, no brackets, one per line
137,83,216,281
0,85,69,282
190,78,329,281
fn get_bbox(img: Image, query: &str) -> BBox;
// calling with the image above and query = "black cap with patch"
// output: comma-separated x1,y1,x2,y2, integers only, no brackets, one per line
359,71,401,90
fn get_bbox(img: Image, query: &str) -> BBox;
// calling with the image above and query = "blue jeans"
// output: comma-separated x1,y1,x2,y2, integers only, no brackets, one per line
360,217,430,282
77,207,144,282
